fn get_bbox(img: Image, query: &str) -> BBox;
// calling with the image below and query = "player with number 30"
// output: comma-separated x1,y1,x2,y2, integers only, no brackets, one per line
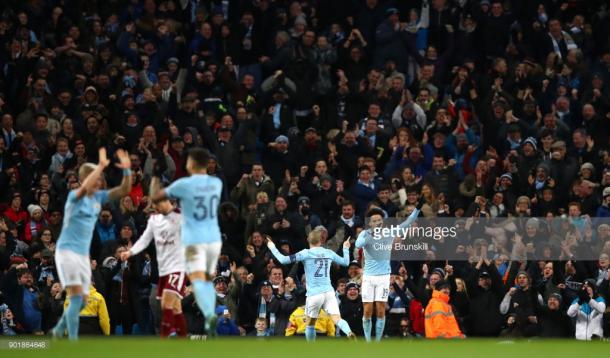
151,148,222,336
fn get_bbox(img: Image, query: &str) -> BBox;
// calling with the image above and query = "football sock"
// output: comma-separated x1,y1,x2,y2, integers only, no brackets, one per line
174,313,187,337
66,295,83,341
336,319,352,335
362,317,372,342
375,318,386,342
160,309,174,338
305,325,316,342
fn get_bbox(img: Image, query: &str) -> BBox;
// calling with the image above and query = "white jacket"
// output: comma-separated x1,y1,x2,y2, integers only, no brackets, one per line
567,297,606,340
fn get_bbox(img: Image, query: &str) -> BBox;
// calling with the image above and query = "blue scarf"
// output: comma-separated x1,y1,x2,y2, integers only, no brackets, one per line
572,297,605,315
273,104,282,129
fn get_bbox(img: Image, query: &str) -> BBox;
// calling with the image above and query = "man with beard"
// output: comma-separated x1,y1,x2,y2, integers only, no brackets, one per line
539,293,573,337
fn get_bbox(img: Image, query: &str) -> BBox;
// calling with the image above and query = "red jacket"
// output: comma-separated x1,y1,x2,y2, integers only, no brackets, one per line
3,207,28,240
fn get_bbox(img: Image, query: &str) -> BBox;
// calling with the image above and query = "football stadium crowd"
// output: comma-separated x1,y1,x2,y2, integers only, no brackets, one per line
1,0,610,340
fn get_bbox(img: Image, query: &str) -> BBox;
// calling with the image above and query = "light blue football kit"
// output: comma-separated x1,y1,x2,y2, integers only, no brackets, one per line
165,174,223,245
57,190,109,255
269,245,353,341
54,189,109,340
355,207,420,342
165,173,223,334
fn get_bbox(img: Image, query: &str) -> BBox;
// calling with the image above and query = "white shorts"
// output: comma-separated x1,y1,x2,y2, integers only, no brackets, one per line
305,291,340,318
361,274,390,303
55,249,91,295
183,242,222,275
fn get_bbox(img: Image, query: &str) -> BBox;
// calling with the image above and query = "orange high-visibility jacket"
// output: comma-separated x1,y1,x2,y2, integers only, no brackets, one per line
424,290,464,339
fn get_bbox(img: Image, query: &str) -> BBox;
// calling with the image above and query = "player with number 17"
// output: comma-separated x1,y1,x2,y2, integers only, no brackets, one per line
151,148,223,336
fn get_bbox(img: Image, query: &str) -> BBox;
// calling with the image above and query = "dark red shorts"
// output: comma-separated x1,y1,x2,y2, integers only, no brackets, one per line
156,272,187,299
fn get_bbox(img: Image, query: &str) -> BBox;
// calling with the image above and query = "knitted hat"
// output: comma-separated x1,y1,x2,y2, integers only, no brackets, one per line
500,173,513,182
432,267,446,278
523,137,537,151
27,204,43,216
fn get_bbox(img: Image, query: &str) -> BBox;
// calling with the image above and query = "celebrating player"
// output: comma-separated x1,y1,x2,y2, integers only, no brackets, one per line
121,177,187,338
52,148,132,340
266,230,356,342
151,148,222,336
355,197,424,342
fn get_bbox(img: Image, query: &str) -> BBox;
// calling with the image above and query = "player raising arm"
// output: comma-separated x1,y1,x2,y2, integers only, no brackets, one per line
121,177,187,338
53,148,132,340
355,196,425,342
150,148,222,336
267,230,356,341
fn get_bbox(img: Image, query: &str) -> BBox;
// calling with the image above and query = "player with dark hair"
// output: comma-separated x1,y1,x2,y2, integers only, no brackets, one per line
355,196,425,341
151,148,223,336
121,177,187,338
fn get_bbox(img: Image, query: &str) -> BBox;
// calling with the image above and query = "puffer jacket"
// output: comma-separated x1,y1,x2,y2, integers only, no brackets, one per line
567,297,606,340
424,290,464,338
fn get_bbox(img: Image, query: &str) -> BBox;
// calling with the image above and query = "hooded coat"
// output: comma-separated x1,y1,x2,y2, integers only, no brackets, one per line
424,290,464,338
567,294,606,340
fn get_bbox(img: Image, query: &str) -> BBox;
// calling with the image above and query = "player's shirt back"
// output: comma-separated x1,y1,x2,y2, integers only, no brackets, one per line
165,174,222,246
57,190,109,256
130,212,185,276
290,247,349,296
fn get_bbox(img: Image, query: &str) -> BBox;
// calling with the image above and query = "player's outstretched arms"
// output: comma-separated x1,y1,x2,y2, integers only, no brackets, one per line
108,149,133,201
144,176,162,212
267,237,300,265
331,237,351,266
150,188,168,204
355,230,368,249
75,148,111,200
150,176,175,204
126,219,155,259
399,195,425,229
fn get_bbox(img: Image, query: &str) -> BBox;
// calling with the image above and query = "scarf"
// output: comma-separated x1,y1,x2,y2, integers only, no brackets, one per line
341,215,354,227
29,220,39,239
549,31,577,59
273,104,282,129
113,261,128,282
358,179,374,190
573,297,604,315
1,313,16,336
507,137,522,150
259,296,268,318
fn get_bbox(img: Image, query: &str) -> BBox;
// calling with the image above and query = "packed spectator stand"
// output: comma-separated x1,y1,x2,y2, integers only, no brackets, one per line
0,0,610,340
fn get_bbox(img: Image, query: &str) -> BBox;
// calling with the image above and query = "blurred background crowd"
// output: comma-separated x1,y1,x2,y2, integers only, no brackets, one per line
0,0,610,340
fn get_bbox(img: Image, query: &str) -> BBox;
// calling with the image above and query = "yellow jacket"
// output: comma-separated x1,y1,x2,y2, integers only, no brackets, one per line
63,286,110,335
285,306,336,336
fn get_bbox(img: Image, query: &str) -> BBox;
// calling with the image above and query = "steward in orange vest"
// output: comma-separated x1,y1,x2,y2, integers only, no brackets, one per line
424,280,465,338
